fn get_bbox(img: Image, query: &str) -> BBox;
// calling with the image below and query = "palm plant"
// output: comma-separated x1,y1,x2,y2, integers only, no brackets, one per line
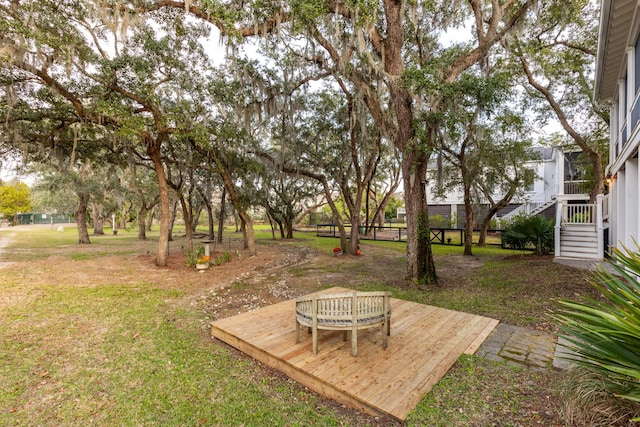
502,214,554,255
556,246,640,414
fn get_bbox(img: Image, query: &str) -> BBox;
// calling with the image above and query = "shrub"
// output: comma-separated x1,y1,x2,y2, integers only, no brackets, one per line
212,251,232,265
556,246,640,420
559,367,640,426
502,215,554,255
429,214,447,228
186,246,205,267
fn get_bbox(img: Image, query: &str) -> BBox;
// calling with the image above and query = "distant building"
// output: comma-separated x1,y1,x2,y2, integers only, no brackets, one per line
393,144,606,260
423,146,591,223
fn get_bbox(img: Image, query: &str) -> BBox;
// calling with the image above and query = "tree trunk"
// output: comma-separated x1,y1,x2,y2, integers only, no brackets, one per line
206,200,215,240
402,149,437,284
120,203,129,229
168,200,178,242
179,194,194,252
192,206,202,233
588,151,605,202
218,168,256,256
237,212,256,254
137,206,147,240
76,192,91,244
365,182,371,235
146,206,154,232
478,190,515,247
383,0,436,283
217,187,226,243
478,217,491,247
91,202,105,235
266,214,276,240
285,219,294,239
147,135,169,266
463,183,474,256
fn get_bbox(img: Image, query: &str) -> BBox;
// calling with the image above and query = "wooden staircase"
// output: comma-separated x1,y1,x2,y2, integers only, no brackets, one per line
558,224,600,260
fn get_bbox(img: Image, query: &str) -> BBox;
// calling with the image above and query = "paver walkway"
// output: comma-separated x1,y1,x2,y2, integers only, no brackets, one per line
475,257,609,371
476,323,574,371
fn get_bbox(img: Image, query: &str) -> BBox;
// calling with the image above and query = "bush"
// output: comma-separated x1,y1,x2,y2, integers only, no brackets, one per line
429,214,447,228
501,215,554,255
558,367,640,426
556,246,640,420
186,246,205,267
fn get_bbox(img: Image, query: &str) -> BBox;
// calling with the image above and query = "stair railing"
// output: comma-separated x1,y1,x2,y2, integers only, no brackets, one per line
501,186,558,222
562,203,596,225
555,195,605,260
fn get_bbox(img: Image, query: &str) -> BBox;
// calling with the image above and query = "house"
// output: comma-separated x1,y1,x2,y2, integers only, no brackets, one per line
420,142,607,259
594,0,640,257
425,146,595,226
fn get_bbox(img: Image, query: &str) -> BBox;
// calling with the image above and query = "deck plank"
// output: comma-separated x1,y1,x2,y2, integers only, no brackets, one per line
210,287,498,422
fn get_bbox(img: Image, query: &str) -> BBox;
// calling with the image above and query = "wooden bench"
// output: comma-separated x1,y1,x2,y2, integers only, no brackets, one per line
295,291,391,356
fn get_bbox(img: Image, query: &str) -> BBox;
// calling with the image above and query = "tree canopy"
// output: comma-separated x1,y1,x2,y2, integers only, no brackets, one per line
0,181,31,223
0,0,609,283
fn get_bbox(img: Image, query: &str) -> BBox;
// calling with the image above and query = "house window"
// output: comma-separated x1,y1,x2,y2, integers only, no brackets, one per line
564,152,582,181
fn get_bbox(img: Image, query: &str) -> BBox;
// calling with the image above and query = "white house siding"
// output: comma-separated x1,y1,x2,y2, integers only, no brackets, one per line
595,0,640,254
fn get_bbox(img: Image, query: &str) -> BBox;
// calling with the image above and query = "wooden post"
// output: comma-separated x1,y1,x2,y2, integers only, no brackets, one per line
383,294,390,349
312,296,318,355
351,292,358,356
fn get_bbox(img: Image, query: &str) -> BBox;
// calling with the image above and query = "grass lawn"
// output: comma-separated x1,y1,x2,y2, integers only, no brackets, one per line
0,224,604,426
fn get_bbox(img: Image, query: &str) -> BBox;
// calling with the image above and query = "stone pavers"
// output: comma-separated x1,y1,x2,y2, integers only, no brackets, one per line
473,258,601,370
552,336,579,370
476,323,560,371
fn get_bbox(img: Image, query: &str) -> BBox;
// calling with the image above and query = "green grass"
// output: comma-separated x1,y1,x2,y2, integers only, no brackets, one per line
0,223,596,426
0,225,379,426
408,355,559,426
0,284,353,426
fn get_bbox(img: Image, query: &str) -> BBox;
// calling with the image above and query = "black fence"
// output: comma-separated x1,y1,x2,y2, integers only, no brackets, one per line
316,224,511,248
315,224,506,247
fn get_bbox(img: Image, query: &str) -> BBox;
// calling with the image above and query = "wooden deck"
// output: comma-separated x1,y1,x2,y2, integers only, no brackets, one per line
210,287,498,422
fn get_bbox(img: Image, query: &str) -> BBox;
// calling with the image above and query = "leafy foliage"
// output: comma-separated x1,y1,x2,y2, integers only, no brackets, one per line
502,214,554,255
185,245,205,267
556,246,640,414
0,182,32,222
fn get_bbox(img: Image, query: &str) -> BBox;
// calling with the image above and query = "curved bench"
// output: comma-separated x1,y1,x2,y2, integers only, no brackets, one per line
295,291,391,356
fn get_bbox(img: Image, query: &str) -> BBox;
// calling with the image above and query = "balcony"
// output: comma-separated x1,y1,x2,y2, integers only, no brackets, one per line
563,180,590,196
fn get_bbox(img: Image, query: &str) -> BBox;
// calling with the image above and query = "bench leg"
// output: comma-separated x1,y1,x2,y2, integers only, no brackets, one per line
382,322,388,349
312,326,318,355
295,321,301,343
351,325,358,357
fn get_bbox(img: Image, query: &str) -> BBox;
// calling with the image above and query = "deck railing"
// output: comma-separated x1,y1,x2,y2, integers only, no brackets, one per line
563,180,589,195
562,203,596,225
